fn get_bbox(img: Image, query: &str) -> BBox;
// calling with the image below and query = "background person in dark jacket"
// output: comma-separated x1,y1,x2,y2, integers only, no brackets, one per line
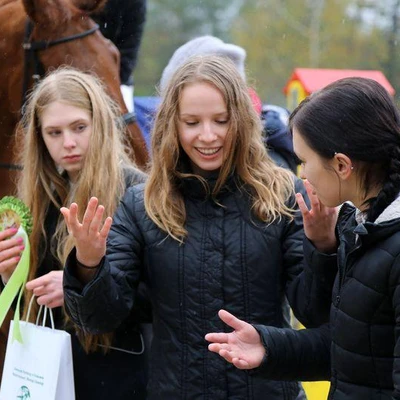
61,55,333,399
206,77,400,400
0,68,148,398
93,0,147,113
261,104,300,174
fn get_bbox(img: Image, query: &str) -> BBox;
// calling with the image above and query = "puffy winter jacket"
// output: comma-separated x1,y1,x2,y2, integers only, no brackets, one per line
256,199,400,399
64,174,332,399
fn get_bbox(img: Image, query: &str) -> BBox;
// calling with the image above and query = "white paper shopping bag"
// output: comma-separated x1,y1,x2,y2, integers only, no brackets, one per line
0,307,75,400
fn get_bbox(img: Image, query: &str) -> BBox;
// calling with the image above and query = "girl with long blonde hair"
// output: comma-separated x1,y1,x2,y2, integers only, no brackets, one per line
0,67,148,399
62,55,330,400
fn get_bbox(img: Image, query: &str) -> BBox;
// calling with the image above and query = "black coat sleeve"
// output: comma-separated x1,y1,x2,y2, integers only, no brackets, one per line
251,323,331,381
63,189,145,333
283,178,338,328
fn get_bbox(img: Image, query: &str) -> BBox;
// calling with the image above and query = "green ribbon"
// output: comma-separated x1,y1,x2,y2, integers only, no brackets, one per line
0,227,30,343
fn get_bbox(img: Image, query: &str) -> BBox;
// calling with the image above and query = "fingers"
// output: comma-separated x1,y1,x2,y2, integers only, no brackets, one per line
218,309,247,331
208,346,251,370
0,233,24,278
82,197,99,233
0,227,18,241
304,180,321,211
60,207,71,232
26,271,64,308
26,274,48,291
232,357,251,369
295,193,309,216
0,257,20,275
99,216,113,239
61,198,110,238
36,292,64,308
205,332,229,343
61,203,80,235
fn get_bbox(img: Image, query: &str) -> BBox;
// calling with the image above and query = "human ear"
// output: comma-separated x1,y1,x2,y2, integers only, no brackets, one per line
333,152,353,179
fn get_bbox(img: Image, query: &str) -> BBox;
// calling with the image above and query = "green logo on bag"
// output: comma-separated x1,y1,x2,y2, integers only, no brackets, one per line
17,385,30,399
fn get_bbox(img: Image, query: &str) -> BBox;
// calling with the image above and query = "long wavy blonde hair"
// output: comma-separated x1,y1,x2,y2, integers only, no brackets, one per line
17,67,137,352
145,55,295,242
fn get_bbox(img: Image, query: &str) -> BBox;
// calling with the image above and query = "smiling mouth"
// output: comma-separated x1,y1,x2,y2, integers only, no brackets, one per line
196,147,221,156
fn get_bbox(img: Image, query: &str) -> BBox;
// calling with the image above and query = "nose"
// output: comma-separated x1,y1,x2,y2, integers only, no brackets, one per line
63,132,76,149
198,122,217,142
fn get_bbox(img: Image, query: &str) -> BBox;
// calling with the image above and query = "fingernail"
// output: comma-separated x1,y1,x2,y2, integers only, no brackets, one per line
19,246,25,251
17,237,23,244
14,256,21,261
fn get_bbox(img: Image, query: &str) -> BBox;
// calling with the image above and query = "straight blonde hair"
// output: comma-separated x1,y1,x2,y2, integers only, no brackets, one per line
17,67,137,352
145,55,295,242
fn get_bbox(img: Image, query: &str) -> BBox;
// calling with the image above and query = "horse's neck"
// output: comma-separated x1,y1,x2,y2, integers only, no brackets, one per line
0,0,18,8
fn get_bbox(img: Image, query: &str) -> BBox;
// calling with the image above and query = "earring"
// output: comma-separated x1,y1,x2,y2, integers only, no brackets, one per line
350,166,354,170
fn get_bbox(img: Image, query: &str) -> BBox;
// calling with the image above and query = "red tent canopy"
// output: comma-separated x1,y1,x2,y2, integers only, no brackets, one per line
283,68,395,96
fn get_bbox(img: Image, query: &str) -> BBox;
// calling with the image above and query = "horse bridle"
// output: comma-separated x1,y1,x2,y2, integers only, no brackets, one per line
0,18,136,171
21,19,100,108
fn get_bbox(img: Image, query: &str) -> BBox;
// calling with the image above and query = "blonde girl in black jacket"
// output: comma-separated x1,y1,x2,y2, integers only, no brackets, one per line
0,67,148,398
62,55,333,399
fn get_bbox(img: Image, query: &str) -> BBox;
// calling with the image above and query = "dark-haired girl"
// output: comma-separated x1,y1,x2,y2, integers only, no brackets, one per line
206,77,400,399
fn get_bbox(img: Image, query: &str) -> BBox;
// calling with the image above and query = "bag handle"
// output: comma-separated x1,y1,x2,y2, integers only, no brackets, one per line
26,294,55,329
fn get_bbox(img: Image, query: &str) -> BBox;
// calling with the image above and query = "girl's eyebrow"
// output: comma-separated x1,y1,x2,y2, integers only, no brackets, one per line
43,119,89,130
179,111,228,117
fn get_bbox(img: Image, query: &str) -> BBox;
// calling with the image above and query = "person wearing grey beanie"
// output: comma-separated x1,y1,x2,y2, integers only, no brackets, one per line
159,35,247,93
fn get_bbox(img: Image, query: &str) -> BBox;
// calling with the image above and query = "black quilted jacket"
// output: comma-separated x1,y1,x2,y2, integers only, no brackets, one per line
255,200,400,399
64,175,333,399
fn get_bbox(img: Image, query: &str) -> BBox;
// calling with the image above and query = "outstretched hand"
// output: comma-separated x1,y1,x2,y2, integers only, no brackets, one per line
205,310,265,370
296,179,338,253
60,197,112,267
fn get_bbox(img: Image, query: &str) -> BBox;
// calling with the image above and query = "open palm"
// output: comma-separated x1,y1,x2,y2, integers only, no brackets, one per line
60,197,112,267
205,309,265,369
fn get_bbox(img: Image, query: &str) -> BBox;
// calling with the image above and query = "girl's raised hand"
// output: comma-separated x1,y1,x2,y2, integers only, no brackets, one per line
296,179,338,253
205,310,265,370
60,197,112,267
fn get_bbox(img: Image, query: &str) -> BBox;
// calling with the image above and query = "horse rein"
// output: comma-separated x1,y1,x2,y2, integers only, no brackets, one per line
0,20,100,171
21,18,137,125
21,19,100,109
0,19,135,171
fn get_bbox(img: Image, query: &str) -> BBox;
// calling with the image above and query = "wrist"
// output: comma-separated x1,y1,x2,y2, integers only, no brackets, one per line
312,238,337,254
76,259,99,270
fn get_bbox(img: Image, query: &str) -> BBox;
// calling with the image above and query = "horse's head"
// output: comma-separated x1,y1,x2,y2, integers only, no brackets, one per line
22,0,149,166
23,0,122,98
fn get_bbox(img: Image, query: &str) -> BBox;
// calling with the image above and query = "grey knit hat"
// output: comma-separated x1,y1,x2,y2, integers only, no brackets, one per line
159,35,247,92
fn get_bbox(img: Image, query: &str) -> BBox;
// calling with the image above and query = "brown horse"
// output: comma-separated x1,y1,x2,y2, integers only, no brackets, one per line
0,0,149,198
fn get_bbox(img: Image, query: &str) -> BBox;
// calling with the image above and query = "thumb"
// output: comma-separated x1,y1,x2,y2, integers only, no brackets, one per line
218,309,247,331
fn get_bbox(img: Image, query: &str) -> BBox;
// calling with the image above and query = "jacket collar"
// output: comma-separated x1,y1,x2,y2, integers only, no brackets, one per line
178,172,239,201
374,194,400,224
338,198,400,245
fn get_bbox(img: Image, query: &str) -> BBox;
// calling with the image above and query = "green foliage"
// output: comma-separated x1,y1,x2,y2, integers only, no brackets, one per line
135,0,400,104
135,0,243,96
